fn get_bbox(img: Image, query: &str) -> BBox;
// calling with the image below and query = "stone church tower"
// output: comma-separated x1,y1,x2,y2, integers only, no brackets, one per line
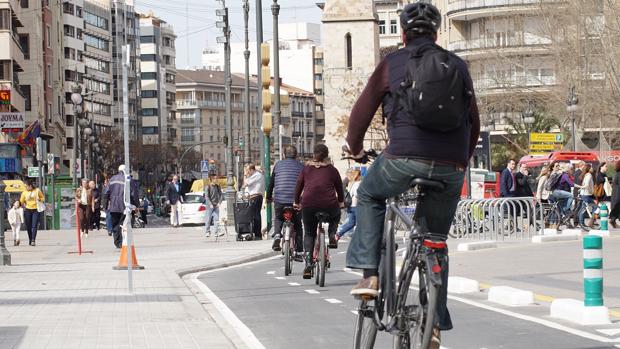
321,0,380,172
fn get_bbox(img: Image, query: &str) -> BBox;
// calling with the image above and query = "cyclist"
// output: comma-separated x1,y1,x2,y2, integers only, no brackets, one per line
343,3,480,346
294,144,344,279
267,145,304,260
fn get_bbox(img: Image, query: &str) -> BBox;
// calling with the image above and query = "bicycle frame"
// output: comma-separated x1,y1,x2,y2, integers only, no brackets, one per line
313,220,329,263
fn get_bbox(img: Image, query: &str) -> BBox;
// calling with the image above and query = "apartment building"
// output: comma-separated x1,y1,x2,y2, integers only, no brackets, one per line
286,84,316,159
111,0,140,141
312,48,325,143
0,0,26,120
175,69,260,175
138,12,177,145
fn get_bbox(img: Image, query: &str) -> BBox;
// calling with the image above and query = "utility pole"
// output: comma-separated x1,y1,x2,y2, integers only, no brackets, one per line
243,0,251,165
256,0,263,164
217,0,235,223
272,0,281,161
122,43,135,293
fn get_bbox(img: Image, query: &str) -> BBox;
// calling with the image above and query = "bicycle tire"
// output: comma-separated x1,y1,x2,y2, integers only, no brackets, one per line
318,230,326,287
394,266,439,349
284,227,291,276
353,301,377,349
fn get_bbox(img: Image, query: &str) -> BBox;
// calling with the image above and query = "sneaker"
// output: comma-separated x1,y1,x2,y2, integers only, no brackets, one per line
15,239,19,246
205,233,211,238
293,252,304,262
80,232,84,238
350,276,379,299
272,238,282,251
303,265,313,279
429,328,441,349
328,235,338,249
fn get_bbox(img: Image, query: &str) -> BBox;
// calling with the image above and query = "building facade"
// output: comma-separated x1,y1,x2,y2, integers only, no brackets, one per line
138,12,177,145
0,0,26,120
175,69,260,175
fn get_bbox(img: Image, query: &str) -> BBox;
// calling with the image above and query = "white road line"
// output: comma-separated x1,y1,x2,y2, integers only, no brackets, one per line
305,289,320,294
266,271,275,275
338,251,346,255
191,274,266,349
288,282,300,286
597,329,620,336
325,298,343,304
351,310,358,315
342,268,616,344
275,276,286,280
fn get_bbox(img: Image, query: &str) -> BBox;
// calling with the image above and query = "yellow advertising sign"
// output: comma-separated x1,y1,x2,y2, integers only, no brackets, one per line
529,143,563,151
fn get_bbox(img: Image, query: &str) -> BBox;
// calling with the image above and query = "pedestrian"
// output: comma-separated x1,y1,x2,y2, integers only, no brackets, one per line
266,145,304,253
573,160,585,198
337,169,361,240
551,163,574,215
536,164,552,202
102,177,114,236
141,196,149,226
500,159,516,198
166,175,183,227
7,200,23,246
515,163,533,197
607,161,620,229
75,179,94,238
578,164,595,231
594,162,609,202
294,144,344,279
90,180,101,231
103,165,139,248
204,172,223,237
243,163,265,240
19,180,45,246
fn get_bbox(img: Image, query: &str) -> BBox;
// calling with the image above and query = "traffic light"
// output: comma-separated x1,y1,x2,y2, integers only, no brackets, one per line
261,42,272,133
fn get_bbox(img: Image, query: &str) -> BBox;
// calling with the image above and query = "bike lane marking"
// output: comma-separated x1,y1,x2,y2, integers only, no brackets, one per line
288,282,300,286
305,289,320,294
325,298,343,304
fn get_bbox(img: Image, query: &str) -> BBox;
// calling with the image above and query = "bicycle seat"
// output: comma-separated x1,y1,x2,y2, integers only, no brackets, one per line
410,178,445,191
282,206,295,213
315,212,331,221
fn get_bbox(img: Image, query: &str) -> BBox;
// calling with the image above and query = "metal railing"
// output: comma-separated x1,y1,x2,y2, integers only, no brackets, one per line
451,197,544,240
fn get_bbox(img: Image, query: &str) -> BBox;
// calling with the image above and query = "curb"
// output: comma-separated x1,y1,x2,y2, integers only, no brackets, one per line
176,250,279,278
456,240,497,252
532,234,579,243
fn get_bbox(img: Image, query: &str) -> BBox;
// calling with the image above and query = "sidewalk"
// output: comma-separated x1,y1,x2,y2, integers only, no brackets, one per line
0,223,274,349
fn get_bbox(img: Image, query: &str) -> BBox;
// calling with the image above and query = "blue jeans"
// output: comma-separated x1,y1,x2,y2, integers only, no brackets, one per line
346,154,465,331
205,206,220,235
578,196,594,226
105,210,113,233
337,207,357,237
24,208,40,243
552,190,573,214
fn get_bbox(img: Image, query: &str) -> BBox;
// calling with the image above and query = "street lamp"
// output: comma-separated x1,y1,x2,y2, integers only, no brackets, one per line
522,102,535,153
566,86,579,151
71,85,84,188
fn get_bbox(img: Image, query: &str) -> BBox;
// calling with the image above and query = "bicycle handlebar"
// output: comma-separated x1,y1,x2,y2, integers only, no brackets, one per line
341,147,378,164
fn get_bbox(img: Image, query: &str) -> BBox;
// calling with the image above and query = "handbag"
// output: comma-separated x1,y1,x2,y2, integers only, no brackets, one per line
34,189,45,213
593,183,604,198
604,177,613,197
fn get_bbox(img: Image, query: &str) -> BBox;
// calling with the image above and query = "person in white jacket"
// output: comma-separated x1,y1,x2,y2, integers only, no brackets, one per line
8,200,24,246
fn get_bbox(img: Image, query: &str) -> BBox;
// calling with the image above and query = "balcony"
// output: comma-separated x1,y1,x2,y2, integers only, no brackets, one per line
280,116,290,125
306,132,314,138
176,99,256,111
448,35,551,57
315,119,325,126
473,75,556,95
447,0,563,21
292,131,302,137
305,112,313,118
291,111,304,117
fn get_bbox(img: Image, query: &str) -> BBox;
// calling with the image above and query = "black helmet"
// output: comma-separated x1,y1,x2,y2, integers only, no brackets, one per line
400,2,441,35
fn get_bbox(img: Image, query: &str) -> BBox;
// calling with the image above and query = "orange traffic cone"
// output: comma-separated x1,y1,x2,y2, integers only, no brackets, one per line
113,244,144,270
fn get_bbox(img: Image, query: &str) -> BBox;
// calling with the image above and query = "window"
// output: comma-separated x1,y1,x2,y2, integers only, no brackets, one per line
67,137,74,150
84,11,108,30
379,20,386,35
46,25,51,48
141,90,157,98
314,88,323,96
84,56,110,73
141,108,158,116
141,54,157,62
314,74,322,81
76,6,82,18
64,25,75,37
18,34,29,59
390,20,397,34
62,2,74,15
345,33,352,70
84,33,109,51
0,61,11,80
165,73,175,83
142,127,158,134
85,78,110,95
141,72,157,80
140,36,155,44
313,58,323,65
21,85,31,111
47,64,51,87
181,111,195,124
64,47,76,60
66,114,74,127
20,0,28,8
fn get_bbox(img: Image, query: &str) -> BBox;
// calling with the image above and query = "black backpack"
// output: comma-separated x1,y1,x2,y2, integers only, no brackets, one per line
544,172,562,192
395,44,471,132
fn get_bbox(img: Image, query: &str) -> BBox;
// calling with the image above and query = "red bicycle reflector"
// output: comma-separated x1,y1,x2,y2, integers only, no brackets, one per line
198,205,207,212
283,212,293,221
432,264,442,274
423,240,447,249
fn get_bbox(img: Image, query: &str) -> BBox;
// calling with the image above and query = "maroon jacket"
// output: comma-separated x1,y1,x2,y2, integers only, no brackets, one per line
294,161,344,209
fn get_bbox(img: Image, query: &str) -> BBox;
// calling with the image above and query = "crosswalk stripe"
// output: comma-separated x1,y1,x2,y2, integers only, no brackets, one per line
325,298,342,304
288,282,300,286
274,276,286,280
305,289,320,294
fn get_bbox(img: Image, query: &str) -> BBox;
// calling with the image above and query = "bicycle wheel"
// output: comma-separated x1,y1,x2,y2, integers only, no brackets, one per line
318,230,326,287
284,226,292,276
353,301,377,349
394,265,439,349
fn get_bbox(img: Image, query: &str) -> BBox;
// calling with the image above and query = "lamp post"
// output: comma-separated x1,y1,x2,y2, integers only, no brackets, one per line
566,86,579,152
71,85,84,188
243,0,251,165
522,102,535,154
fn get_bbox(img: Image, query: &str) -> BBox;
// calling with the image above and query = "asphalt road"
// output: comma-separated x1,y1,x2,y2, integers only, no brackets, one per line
197,241,620,349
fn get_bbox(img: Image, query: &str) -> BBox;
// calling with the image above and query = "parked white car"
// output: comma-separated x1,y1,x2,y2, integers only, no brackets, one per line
179,193,207,225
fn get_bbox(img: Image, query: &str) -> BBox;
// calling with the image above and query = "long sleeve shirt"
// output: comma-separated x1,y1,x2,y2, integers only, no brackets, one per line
294,162,344,209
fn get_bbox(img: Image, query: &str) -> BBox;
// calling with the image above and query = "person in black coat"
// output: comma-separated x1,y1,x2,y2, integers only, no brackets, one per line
166,175,184,227
500,159,516,198
608,161,620,228
515,163,534,197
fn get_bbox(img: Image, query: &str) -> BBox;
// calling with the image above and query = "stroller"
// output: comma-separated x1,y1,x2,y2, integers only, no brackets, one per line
234,193,254,241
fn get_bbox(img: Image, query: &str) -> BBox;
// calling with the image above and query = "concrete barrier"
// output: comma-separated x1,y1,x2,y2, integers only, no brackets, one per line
588,230,610,237
532,234,579,243
550,298,610,325
488,286,534,306
448,277,479,294
457,241,497,252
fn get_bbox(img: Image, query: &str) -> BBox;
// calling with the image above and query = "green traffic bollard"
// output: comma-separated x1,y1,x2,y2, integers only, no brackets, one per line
599,203,608,231
583,235,603,306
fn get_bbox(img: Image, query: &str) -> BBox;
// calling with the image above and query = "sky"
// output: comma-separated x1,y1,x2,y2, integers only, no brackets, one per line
134,0,324,69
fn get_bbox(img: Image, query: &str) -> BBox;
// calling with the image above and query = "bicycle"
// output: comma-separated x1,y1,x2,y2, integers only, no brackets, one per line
312,212,331,287
345,150,448,349
281,206,297,276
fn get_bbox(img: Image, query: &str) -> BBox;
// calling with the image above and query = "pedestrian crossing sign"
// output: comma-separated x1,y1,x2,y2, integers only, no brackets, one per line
201,160,210,173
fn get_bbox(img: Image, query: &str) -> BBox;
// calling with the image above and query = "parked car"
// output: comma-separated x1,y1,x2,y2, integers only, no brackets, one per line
179,193,207,226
